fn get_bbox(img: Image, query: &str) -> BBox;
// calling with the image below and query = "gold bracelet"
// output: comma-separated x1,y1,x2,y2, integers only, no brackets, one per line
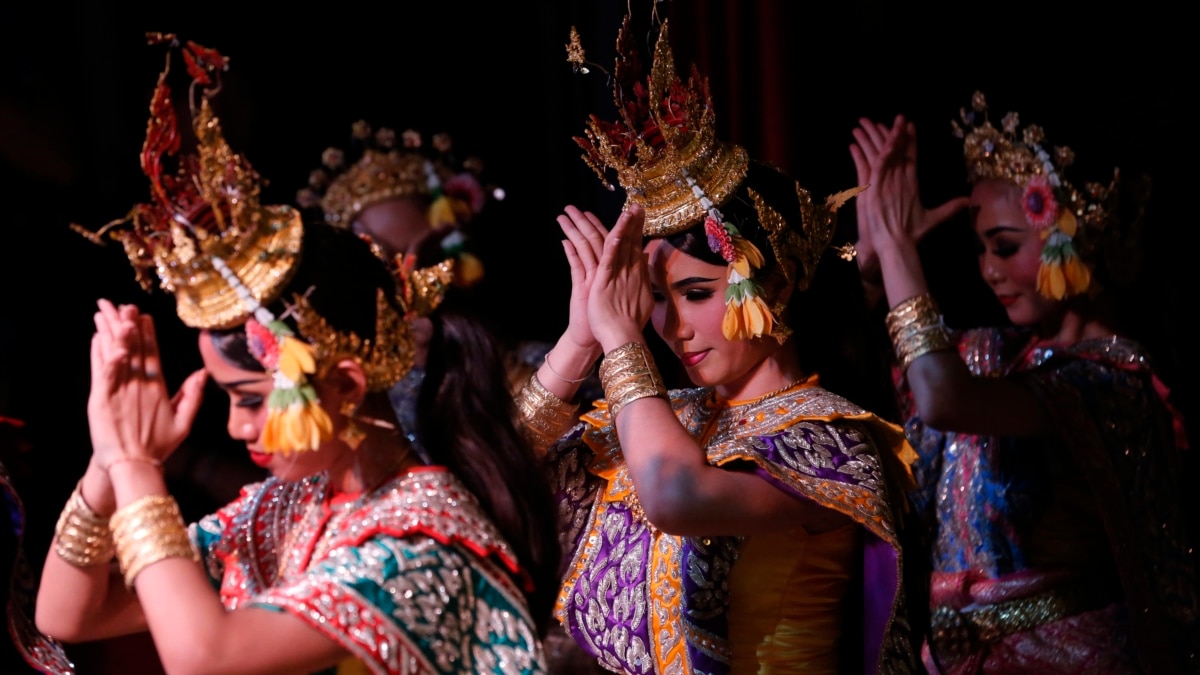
599,342,667,420
885,293,955,370
54,481,115,567
543,351,589,384
895,324,955,370
514,373,580,451
889,316,944,345
103,456,164,472
110,495,198,589
885,293,942,343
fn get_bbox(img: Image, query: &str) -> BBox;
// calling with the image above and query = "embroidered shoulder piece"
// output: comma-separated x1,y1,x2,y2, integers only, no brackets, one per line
705,386,910,544
323,468,523,582
582,385,912,545
579,387,708,477
202,469,527,599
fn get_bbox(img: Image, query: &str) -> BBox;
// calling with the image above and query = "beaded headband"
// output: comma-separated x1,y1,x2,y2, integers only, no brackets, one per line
72,35,416,455
953,91,1121,300
298,121,498,289
570,17,860,341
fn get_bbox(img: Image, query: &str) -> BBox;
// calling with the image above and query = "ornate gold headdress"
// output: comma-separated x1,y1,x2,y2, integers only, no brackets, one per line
72,35,416,455
70,37,302,331
953,91,1121,299
298,121,496,289
570,17,860,342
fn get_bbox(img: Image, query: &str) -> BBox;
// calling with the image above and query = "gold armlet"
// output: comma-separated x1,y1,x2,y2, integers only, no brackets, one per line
515,373,580,451
599,342,668,421
54,481,114,567
110,495,199,590
885,294,955,370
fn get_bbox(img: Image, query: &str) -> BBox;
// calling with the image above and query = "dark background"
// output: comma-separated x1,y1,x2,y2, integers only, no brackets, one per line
1,1,1192,671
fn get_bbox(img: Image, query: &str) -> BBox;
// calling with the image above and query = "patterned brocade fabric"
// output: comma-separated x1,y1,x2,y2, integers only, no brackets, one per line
545,380,920,674
191,467,546,675
901,328,1198,673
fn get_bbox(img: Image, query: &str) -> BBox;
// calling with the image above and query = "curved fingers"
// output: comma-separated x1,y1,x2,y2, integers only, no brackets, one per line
600,207,641,277
558,206,607,275
851,116,896,158
116,304,144,376
170,369,208,439
571,207,609,260
903,119,920,162
138,314,165,385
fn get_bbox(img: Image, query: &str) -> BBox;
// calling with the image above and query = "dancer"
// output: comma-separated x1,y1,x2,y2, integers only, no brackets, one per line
35,36,558,675
513,17,922,674
850,92,1198,673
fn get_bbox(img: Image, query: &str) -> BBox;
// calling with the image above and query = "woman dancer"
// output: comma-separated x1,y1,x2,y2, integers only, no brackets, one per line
850,93,1198,673
513,17,922,674
34,37,558,675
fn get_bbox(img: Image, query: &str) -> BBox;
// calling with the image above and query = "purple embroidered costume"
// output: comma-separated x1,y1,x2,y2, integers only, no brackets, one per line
544,379,919,674
904,328,1198,673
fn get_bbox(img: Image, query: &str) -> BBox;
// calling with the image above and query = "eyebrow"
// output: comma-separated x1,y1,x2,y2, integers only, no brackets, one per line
982,225,1023,238
671,275,721,289
215,377,271,390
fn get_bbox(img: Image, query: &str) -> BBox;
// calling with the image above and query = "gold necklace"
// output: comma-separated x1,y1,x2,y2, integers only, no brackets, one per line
724,375,810,407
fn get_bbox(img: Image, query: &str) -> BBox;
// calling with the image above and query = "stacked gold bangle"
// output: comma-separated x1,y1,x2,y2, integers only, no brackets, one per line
54,481,114,567
110,494,199,589
514,373,581,451
885,293,955,371
598,342,668,420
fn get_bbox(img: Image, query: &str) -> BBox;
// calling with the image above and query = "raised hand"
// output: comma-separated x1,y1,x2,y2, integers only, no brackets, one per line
557,205,610,355
849,117,891,284
88,299,206,471
587,204,653,352
851,115,970,257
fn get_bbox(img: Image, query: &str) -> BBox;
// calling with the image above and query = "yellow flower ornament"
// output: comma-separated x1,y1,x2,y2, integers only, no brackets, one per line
1030,186,1091,300
246,317,333,454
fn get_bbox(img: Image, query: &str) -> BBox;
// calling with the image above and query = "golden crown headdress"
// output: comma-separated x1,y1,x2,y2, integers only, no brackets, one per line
72,35,416,455
570,17,860,342
953,91,1121,299
574,17,748,237
298,120,496,290
70,36,302,331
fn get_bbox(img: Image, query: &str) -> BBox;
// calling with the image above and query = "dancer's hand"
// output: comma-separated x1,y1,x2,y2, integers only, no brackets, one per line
557,205,610,356
850,117,891,285
851,115,969,263
87,299,206,472
588,204,653,352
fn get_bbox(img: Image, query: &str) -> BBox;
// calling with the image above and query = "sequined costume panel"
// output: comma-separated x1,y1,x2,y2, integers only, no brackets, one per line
191,467,546,675
545,382,918,674
900,328,1198,673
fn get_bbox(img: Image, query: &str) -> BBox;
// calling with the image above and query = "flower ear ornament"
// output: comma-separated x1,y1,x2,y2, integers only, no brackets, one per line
1022,175,1090,299
695,186,772,340
244,315,331,454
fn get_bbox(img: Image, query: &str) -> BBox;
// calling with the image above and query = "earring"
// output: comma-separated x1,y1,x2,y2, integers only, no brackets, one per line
339,400,366,451
770,323,793,345
769,301,792,345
